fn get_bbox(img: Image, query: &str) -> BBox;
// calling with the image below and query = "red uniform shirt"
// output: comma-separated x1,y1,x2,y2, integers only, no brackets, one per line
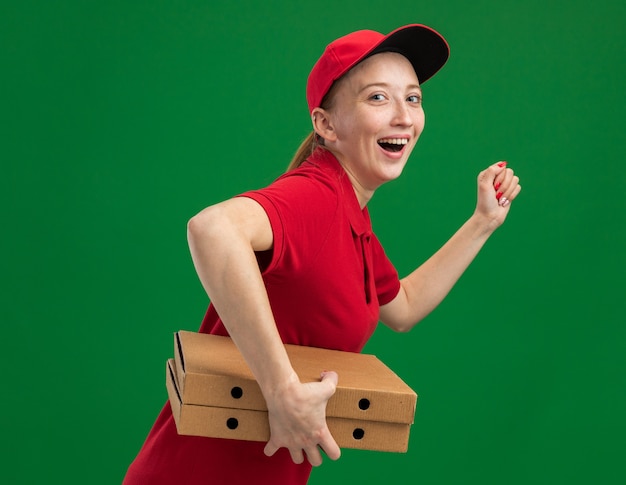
123,148,401,484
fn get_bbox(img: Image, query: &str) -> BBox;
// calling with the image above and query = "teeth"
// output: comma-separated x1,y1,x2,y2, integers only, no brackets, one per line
378,138,408,145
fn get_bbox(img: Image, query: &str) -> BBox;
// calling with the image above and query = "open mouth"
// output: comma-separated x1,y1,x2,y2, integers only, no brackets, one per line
377,138,408,153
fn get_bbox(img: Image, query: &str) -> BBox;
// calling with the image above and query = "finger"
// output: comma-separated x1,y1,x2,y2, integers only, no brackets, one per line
512,183,522,200
266,439,307,465
305,446,324,467
492,163,508,193
318,430,341,461
503,174,520,196
264,441,279,458
504,183,522,204
289,449,305,465
495,169,516,201
498,172,519,202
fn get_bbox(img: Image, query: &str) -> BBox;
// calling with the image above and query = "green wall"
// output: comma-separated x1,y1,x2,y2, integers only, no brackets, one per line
2,1,624,483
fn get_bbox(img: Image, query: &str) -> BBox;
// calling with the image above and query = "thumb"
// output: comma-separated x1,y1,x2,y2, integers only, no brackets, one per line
319,370,338,397
478,161,507,191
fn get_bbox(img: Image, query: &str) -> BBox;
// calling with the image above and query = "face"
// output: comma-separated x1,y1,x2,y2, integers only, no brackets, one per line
314,52,425,204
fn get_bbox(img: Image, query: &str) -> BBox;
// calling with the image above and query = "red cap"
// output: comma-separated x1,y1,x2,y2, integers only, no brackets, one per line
306,24,449,114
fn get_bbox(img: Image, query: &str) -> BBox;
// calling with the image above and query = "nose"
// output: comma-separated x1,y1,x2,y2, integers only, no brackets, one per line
391,100,413,127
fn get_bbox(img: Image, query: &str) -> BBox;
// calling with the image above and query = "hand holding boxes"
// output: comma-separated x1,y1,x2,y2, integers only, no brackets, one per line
166,331,417,452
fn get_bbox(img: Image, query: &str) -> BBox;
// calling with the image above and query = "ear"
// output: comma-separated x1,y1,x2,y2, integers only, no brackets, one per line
311,108,338,143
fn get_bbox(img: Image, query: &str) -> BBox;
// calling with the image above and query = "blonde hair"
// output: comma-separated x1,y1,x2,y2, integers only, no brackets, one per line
286,132,321,171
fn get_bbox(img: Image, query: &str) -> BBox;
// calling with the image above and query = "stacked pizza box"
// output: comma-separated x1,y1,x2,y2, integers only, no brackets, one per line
166,331,417,452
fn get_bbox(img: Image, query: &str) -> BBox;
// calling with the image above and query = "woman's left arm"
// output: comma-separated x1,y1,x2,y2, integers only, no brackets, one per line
379,161,521,332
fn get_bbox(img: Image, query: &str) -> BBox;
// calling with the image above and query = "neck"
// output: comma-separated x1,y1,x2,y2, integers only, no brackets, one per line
319,146,376,209
337,157,374,209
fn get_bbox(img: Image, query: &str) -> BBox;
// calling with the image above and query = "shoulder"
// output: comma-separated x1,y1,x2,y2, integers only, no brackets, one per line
243,152,346,217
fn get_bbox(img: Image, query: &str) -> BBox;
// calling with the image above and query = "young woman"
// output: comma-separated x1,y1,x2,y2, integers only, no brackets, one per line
123,24,521,485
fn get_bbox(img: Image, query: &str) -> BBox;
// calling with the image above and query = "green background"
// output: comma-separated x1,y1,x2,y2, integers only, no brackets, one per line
2,1,625,483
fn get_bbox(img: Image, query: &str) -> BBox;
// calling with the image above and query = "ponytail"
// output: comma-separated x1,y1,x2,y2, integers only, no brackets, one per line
286,131,319,172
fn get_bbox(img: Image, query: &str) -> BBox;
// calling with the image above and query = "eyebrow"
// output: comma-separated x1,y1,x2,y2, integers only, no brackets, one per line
358,82,422,94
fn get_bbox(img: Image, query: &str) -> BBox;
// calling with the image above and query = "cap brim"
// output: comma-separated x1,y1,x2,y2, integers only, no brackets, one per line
368,24,449,84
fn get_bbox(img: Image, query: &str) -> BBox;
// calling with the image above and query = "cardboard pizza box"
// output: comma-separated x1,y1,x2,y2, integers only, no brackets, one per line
166,359,412,452
173,331,416,424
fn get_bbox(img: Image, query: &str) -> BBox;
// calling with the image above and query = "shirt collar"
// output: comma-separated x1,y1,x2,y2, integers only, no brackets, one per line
306,148,371,236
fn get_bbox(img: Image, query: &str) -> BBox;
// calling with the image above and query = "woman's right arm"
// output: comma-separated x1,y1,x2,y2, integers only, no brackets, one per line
187,197,340,466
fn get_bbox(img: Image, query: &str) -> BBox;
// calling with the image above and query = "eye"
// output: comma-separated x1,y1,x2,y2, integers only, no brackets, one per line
407,94,422,104
369,93,386,102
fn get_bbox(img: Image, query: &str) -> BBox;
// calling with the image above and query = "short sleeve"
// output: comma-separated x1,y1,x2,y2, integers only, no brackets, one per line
237,170,339,275
370,234,401,305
